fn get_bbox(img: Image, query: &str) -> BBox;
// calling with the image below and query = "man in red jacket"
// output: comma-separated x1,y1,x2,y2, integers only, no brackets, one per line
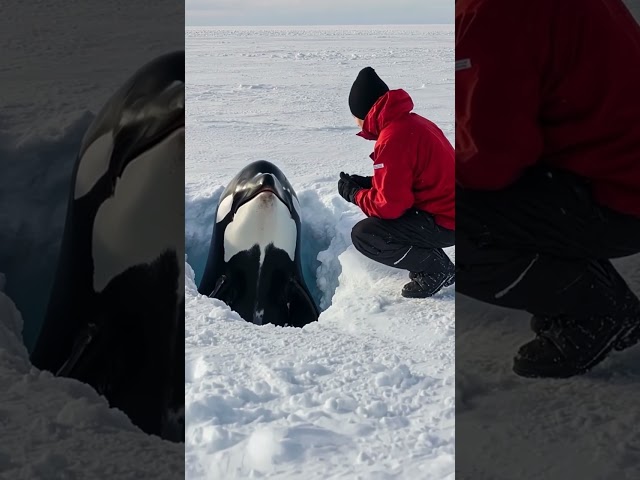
456,0,640,378
338,67,455,299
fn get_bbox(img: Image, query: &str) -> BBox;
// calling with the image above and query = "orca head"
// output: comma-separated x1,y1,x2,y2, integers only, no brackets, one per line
216,160,302,226
71,50,185,296
74,50,185,201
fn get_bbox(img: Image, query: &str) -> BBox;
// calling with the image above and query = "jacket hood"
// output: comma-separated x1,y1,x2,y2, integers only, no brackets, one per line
357,89,414,140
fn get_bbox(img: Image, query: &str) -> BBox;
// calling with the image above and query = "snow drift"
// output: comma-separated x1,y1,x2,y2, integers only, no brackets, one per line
0,275,184,479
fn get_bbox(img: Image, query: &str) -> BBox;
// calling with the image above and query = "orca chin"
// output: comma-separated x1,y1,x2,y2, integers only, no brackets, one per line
238,183,290,213
198,160,319,328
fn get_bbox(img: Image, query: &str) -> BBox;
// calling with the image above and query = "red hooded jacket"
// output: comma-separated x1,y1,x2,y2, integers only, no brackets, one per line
456,0,640,217
354,89,455,230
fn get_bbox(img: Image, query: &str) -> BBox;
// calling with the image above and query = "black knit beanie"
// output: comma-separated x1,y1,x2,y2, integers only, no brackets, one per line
348,67,389,121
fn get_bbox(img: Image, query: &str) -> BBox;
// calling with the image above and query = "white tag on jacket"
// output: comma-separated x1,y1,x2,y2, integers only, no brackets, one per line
456,58,471,71
373,163,384,170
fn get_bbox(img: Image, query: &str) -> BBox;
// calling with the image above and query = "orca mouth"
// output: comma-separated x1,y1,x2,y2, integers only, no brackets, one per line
124,110,185,157
239,186,292,213
145,113,185,147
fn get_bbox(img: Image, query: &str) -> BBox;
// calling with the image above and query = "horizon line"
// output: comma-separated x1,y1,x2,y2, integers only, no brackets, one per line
185,22,453,27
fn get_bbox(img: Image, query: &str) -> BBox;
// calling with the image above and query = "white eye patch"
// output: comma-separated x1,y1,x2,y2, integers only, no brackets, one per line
92,128,185,297
216,194,234,223
74,132,114,200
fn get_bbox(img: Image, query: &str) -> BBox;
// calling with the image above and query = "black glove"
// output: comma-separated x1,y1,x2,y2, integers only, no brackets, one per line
338,172,363,204
347,174,373,189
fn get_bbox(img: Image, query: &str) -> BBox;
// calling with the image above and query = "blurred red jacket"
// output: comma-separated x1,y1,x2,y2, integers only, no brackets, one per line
354,89,455,230
456,0,640,217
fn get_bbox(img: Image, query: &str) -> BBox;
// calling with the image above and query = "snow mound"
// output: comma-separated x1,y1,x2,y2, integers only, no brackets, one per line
0,279,183,479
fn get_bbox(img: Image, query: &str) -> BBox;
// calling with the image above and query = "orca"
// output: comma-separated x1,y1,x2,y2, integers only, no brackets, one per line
198,160,319,328
30,51,185,442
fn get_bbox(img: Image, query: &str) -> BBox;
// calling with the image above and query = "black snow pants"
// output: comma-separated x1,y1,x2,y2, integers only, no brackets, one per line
351,208,455,274
456,166,640,317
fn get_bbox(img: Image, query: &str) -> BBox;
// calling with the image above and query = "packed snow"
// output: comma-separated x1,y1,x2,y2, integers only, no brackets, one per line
0,278,183,478
185,25,455,479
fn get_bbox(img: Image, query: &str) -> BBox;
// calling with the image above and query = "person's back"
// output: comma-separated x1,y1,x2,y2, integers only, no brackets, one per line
456,0,640,217
404,113,455,231
357,88,455,229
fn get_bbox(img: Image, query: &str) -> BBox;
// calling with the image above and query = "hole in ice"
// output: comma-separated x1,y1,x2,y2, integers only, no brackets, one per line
185,187,343,312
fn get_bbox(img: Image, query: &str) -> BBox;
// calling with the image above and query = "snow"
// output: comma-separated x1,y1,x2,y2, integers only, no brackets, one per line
0,278,184,478
185,25,455,479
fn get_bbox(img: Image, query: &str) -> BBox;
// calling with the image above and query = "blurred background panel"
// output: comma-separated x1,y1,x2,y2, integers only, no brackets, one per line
0,1,184,477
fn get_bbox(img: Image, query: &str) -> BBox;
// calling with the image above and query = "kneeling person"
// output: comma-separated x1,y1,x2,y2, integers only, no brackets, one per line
338,67,455,298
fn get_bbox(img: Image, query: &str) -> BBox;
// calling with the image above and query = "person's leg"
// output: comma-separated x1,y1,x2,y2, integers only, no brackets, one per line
457,167,640,312
457,167,640,377
351,209,455,297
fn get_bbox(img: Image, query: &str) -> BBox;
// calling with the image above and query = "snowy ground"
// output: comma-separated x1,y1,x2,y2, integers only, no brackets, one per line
0,2,184,477
0,277,184,479
456,258,640,480
185,25,455,479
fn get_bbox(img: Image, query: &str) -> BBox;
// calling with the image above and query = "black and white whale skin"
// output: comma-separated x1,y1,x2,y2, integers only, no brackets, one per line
198,160,320,328
30,51,185,442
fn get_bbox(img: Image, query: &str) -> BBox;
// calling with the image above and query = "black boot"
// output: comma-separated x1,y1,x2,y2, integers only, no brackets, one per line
614,314,640,351
402,269,455,298
530,313,640,351
514,307,640,378
512,258,640,378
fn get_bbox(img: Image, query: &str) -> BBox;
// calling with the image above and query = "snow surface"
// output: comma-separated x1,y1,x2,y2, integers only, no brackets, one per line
185,25,455,479
456,259,640,480
0,277,184,479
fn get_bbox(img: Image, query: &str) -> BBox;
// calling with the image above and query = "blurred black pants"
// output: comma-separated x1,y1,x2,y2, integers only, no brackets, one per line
456,167,640,316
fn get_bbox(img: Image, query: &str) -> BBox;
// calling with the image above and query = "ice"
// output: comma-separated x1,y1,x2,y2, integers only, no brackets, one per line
185,25,455,479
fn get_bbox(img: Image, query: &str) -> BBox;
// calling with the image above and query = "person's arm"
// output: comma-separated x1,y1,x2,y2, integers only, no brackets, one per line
455,0,548,189
355,138,414,219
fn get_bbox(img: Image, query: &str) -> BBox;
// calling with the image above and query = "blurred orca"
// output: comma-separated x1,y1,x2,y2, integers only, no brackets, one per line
30,51,185,442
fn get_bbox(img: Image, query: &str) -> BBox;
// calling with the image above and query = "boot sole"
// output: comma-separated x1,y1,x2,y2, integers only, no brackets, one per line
614,323,640,351
513,322,639,379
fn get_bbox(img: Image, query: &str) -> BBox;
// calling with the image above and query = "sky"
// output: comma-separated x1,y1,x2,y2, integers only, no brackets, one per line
185,0,452,26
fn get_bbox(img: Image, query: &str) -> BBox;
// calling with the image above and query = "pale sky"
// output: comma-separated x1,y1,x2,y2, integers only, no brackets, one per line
186,0,452,26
